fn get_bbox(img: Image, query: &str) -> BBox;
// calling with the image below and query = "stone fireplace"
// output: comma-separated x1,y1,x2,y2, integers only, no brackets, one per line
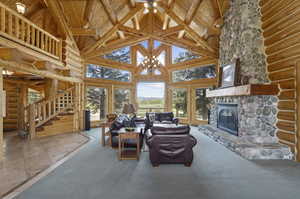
217,104,238,136
199,0,293,160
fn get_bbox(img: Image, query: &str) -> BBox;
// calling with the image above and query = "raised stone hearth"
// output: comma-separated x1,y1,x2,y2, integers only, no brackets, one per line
202,95,293,160
199,125,292,160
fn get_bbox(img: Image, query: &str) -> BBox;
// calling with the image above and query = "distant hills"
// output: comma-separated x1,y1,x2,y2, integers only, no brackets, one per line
138,97,163,101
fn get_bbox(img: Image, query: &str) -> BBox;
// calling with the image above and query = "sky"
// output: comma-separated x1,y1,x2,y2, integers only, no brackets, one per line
137,82,165,98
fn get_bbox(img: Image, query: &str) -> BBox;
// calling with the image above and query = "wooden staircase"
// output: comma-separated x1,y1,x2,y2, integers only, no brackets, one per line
24,87,75,138
36,112,74,137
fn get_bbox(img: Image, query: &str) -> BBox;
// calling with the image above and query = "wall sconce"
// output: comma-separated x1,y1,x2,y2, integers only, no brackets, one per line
16,2,26,14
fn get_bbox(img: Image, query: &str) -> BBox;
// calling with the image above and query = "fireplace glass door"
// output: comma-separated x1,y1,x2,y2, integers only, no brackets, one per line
217,104,238,136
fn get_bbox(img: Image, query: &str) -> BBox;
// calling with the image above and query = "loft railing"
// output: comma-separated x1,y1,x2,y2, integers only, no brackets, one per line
24,87,74,138
0,2,62,60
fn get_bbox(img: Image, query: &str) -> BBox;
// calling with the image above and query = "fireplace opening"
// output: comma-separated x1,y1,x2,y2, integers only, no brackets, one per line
217,104,238,136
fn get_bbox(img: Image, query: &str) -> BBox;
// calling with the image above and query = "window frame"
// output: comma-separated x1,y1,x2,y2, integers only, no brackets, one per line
86,64,132,83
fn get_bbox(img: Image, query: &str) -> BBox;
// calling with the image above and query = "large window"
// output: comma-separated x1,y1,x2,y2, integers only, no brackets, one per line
137,82,165,116
114,88,131,114
86,87,107,121
195,88,209,121
172,88,188,118
172,65,216,82
172,45,200,64
86,64,131,82
28,88,42,104
103,46,131,64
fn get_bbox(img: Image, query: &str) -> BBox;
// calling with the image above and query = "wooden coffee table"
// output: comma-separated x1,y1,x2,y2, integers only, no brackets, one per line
118,127,143,160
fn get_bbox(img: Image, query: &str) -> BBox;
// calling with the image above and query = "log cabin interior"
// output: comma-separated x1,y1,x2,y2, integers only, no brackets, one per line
1,0,300,198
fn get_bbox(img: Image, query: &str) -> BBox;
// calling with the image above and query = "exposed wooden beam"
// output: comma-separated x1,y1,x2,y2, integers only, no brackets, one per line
161,3,216,53
178,0,203,39
98,0,125,39
152,35,217,58
85,57,134,71
128,0,136,8
82,5,143,56
177,30,185,39
162,15,170,30
84,0,97,22
44,0,78,50
99,0,118,25
0,59,81,83
84,36,149,58
133,15,140,30
185,0,203,24
71,28,96,36
162,0,175,30
119,25,145,36
211,0,222,18
156,25,185,37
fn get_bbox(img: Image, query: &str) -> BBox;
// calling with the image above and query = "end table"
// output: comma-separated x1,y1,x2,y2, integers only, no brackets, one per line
118,128,142,160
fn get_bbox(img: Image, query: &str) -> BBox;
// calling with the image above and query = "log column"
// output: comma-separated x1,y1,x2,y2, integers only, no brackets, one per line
44,78,58,99
0,67,3,160
296,61,300,162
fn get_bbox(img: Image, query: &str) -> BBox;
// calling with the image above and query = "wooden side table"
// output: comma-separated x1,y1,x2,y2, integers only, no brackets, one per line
99,122,112,146
118,129,141,160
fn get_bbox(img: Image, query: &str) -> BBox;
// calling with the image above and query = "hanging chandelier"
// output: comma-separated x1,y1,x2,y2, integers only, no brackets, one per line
140,55,162,73
143,0,158,14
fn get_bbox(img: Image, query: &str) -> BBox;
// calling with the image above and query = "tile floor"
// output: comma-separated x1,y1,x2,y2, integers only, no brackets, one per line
0,132,89,197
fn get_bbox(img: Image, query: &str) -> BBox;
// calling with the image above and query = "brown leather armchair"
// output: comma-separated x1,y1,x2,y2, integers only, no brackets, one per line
146,125,197,167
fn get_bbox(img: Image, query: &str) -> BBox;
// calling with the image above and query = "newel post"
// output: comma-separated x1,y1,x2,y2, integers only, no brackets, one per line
29,103,36,139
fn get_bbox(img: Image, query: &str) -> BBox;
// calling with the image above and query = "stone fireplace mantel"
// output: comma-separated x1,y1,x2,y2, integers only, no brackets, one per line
206,84,279,98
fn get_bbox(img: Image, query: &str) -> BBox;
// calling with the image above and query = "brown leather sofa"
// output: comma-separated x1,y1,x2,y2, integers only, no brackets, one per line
145,125,197,167
144,112,179,132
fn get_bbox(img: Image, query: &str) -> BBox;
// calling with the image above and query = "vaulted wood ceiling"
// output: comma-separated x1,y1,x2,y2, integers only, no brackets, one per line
3,0,229,59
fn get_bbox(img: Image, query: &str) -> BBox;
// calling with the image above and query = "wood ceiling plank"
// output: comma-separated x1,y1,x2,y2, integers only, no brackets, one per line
81,5,143,56
84,36,149,59
44,0,78,50
160,3,216,52
84,0,97,22
71,28,96,36
185,0,203,24
99,0,118,25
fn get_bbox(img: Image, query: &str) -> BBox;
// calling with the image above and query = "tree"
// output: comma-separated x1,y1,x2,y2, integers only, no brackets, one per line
173,50,199,64
173,89,187,117
86,64,130,81
114,89,130,114
195,89,209,120
104,46,131,64
172,65,216,82
86,87,106,120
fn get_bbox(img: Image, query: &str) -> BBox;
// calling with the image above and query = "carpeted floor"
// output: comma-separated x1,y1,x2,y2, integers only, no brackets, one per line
13,127,300,199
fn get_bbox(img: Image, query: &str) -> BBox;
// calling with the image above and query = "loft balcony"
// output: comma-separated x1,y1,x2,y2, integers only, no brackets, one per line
0,2,63,65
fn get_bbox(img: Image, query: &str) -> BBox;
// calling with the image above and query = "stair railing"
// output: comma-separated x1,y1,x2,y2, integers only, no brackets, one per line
0,2,62,60
24,87,74,139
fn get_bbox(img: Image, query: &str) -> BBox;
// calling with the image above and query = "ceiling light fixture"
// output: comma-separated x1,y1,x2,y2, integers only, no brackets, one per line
140,55,162,73
16,2,26,14
143,0,158,14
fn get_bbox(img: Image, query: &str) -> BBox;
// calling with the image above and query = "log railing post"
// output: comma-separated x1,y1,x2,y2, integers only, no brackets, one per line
29,103,36,139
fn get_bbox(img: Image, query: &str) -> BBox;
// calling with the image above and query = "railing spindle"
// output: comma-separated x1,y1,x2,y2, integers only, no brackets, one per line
15,16,19,38
0,7,5,32
8,12,12,35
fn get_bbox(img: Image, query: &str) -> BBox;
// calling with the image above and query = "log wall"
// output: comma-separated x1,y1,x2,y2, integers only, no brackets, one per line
260,0,300,160
3,81,20,131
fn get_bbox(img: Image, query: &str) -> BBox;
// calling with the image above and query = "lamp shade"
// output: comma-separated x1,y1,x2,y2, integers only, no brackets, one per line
122,104,136,114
